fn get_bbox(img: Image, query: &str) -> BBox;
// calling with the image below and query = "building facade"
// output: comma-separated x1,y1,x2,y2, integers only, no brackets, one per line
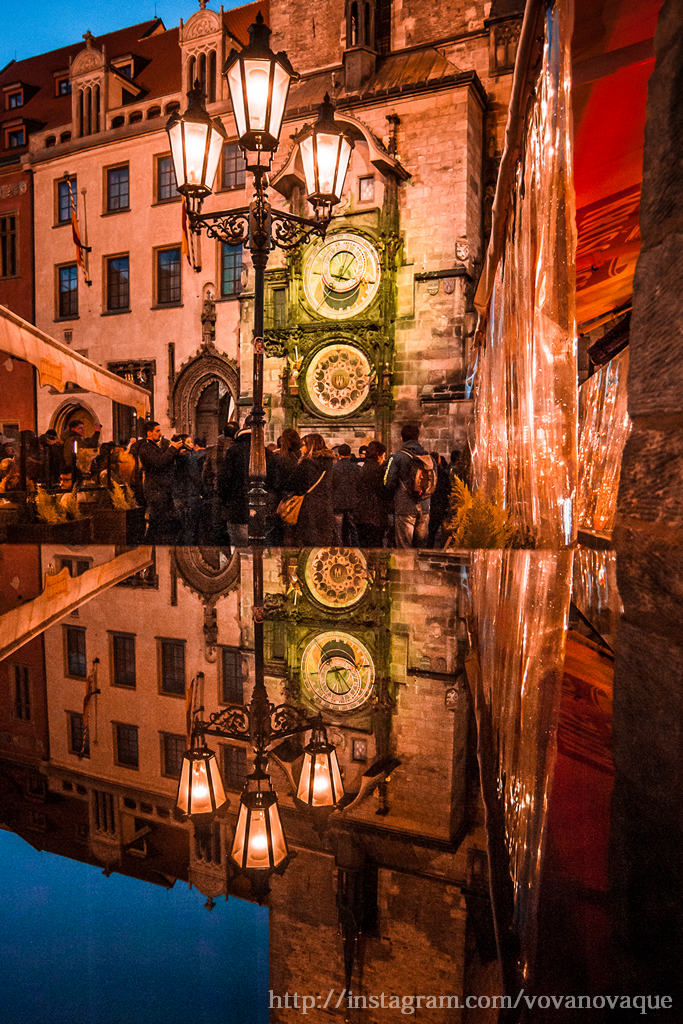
1,0,522,452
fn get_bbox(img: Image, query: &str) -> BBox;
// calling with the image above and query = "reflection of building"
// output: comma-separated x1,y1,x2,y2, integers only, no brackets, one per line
1,545,494,1019
0,1,522,451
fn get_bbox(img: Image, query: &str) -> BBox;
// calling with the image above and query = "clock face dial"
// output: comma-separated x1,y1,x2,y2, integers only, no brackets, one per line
304,548,369,608
303,233,381,320
304,344,372,418
301,631,375,712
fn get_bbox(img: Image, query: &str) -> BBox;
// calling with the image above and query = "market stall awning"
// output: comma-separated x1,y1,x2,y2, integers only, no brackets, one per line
0,304,150,417
0,547,153,661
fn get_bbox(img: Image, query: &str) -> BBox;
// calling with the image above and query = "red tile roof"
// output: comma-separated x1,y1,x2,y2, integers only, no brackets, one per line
0,2,267,137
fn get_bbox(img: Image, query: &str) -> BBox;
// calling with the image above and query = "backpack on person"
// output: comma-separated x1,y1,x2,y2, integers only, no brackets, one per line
400,449,437,499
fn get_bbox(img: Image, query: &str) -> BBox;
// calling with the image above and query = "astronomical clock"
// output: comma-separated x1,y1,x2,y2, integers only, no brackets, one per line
264,222,401,444
263,548,394,735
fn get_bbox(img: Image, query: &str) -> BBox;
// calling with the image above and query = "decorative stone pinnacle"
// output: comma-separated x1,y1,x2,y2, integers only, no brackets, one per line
83,30,93,47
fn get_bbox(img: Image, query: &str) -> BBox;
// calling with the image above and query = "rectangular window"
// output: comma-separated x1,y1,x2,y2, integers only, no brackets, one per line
106,165,129,212
156,155,179,202
359,175,375,201
106,255,129,311
221,143,246,190
93,790,115,833
223,745,247,790
68,711,89,757
273,287,287,328
13,665,31,720
221,647,243,704
195,823,221,864
161,733,186,779
57,177,76,224
65,626,87,678
7,90,23,109
156,247,181,305
7,127,25,148
0,214,17,278
115,723,139,768
112,633,136,688
56,76,71,96
220,243,242,298
58,263,78,318
160,639,185,695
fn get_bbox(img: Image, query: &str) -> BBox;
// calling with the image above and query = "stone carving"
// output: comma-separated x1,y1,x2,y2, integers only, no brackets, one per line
182,10,221,41
71,45,105,76
172,351,238,435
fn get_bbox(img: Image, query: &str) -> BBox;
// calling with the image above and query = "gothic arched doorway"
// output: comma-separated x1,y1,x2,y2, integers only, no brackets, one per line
171,352,238,446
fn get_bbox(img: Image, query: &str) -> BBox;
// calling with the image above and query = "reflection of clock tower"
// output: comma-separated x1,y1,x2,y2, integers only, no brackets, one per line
266,116,409,447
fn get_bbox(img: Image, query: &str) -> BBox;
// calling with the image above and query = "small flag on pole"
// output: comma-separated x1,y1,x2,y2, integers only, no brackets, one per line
67,177,92,286
181,195,201,272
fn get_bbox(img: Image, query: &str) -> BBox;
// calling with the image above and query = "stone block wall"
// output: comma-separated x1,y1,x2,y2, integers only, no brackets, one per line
612,0,682,999
270,0,346,74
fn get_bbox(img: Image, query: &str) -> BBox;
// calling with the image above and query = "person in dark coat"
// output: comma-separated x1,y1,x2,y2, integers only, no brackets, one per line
61,419,101,480
383,423,435,548
331,443,360,545
218,426,253,546
137,421,182,542
268,428,301,546
356,440,389,547
173,435,205,544
285,433,336,546
427,453,452,548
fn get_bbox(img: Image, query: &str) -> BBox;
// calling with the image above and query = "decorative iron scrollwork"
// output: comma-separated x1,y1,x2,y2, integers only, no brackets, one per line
203,705,251,739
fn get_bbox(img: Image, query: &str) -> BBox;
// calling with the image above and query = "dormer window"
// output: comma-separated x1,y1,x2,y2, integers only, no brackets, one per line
114,62,133,79
55,75,72,97
6,89,23,110
6,126,26,148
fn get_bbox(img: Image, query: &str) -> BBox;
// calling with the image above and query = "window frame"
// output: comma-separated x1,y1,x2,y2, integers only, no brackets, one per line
110,631,136,689
63,625,87,679
220,646,244,705
154,153,180,204
56,176,77,226
5,125,26,148
219,241,243,299
220,142,246,191
55,74,71,97
153,244,182,307
56,261,79,320
160,732,186,779
6,89,23,110
67,710,89,758
113,721,139,769
157,637,186,697
104,162,130,214
0,211,18,279
104,252,130,313
222,743,248,791
358,175,375,202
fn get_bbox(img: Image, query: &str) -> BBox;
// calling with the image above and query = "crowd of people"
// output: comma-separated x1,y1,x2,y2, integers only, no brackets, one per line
0,417,471,548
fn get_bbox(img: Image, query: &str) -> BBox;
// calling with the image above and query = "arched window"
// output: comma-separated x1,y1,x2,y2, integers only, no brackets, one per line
188,55,196,90
77,89,84,136
198,52,207,96
94,85,100,133
349,2,359,46
364,3,371,46
208,50,217,102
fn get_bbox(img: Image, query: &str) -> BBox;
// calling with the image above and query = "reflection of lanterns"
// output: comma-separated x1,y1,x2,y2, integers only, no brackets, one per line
231,759,288,872
176,738,227,817
297,719,344,807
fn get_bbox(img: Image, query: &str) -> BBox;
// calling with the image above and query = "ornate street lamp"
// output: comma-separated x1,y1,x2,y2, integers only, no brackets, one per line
167,83,227,204
296,717,344,807
165,15,353,542
176,734,227,817
223,12,297,169
297,94,354,220
230,754,289,872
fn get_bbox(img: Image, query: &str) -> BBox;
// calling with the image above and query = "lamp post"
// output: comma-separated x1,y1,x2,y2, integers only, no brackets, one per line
176,550,344,889
166,13,353,542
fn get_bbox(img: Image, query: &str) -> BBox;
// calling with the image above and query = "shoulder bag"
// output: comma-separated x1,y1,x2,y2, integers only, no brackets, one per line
277,470,326,525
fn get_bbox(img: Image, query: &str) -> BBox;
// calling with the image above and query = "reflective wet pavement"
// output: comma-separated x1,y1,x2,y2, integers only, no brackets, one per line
0,545,675,1022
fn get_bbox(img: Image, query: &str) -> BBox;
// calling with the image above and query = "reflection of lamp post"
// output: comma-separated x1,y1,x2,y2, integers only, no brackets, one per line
176,550,344,889
166,14,353,542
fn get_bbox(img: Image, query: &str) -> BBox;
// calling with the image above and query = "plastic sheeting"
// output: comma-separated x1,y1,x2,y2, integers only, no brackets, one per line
472,0,578,547
468,550,573,983
573,546,621,651
577,349,630,535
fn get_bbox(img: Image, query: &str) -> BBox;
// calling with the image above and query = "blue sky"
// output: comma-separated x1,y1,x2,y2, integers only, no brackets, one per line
0,830,269,1024
1,1,245,68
